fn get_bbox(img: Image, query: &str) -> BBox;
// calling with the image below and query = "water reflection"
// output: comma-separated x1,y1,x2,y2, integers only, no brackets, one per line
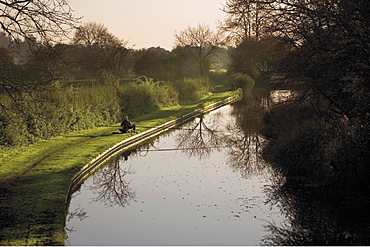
175,113,227,158
225,103,269,178
67,92,370,245
174,102,270,179
89,155,137,207
122,149,136,161
66,103,284,245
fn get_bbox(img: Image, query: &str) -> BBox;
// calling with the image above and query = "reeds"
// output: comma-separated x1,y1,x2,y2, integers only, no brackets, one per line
0,78,185,147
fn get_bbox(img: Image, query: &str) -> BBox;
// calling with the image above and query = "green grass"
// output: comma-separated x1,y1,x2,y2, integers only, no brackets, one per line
0,90,238,246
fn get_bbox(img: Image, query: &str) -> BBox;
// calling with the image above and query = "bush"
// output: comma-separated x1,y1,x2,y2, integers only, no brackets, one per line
118,78,178,117
172,77,211,103
0,84,122,147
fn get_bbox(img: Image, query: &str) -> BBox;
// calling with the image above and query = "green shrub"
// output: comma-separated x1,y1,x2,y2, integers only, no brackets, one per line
118,79,178,117
172,77,211,103
0,84,122,147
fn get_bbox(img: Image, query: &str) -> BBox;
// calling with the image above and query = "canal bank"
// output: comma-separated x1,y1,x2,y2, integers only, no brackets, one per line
0,90,241,246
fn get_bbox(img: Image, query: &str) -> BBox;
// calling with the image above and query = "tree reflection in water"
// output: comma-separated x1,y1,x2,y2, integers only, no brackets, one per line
89,151,137,207
73,93,370,245
175,102,270,178
65,204,88,234
225,102,271,178
175,113,226,159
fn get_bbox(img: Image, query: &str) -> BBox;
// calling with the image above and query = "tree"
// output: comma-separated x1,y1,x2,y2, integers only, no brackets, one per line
73,22,121,47
72,22,130,79
133,47,170,80
258,0,370,190
0,0,79,43
221,0,269,44
174,23,226,77
0,0,79,110
221,0,290,86
24,43,73,84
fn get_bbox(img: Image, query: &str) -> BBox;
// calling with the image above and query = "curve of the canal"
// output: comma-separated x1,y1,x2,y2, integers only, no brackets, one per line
65,93,370,245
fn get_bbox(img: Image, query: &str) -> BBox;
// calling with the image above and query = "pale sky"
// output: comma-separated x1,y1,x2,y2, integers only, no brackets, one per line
68,0,227,50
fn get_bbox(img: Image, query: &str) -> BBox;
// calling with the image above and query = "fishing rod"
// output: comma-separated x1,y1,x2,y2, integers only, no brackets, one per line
139,146,230,152
135,125,231,132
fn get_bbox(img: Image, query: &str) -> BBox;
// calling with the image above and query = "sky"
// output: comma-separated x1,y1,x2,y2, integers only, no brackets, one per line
68,0,227,50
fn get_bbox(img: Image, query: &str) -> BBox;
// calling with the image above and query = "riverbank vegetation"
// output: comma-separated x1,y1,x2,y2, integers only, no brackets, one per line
222,2,370,244
223,0,370,196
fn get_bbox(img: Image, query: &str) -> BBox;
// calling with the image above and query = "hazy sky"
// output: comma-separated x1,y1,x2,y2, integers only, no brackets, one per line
68,0,227,50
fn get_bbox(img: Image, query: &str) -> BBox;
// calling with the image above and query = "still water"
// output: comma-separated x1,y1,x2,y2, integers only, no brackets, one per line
65,99,370,245
65,103,286,245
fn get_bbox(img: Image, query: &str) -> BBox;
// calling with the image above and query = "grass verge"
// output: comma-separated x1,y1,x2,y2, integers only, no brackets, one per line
0,90,237,246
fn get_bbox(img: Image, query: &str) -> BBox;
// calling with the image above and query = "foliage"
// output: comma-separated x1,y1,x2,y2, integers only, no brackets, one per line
72,22,132,80
260,102,337,184
261,97,370,191
133,47,171,81
224,0,370,192
172,77,211,103
118,78,178,117
0,77,182,147
228,38,291,86
208,69,230,91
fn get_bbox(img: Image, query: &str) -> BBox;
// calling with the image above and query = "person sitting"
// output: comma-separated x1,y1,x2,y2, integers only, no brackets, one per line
119,116,136,133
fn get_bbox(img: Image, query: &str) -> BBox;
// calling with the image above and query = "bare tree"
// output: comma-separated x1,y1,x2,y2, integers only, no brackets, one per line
174,23,226,77
0,0,79,43
221,0,269,44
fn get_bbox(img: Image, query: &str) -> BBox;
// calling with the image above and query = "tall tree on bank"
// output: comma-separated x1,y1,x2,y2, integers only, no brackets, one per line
222,0,370,189
222,0,289,84
221,0,269,44
256,0,370,188
174,23,226,77
72,22,130,79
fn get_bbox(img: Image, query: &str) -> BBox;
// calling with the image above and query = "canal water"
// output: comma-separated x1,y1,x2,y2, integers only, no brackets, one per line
65,97,370,245
65,102,287,245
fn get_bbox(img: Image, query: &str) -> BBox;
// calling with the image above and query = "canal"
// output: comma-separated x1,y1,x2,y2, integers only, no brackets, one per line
65,96,370,245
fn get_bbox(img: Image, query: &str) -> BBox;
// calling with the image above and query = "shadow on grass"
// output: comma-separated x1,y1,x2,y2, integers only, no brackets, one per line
0,168,75,245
